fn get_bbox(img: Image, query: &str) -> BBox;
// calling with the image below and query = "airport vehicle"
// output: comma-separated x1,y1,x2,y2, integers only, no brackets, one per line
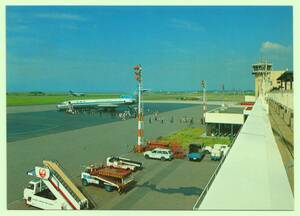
81,165,135,193
187,143,205,161
211,148,223,161
56,95,136,111
69,90,85,97
24,160,89,210
106,156,143,171
143,148,173,161
214,144,230,156
146,140,186,159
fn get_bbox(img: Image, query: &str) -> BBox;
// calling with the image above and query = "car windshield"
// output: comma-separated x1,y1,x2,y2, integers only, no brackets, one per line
26,183,34,190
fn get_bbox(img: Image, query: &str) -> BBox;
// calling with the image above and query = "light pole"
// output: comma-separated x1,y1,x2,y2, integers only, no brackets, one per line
134,64,144,153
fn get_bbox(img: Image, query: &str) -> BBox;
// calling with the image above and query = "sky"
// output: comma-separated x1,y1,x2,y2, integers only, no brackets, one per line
6,6,293,93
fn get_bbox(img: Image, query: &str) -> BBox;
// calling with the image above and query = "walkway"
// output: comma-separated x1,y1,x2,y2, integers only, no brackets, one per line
196,97,294,210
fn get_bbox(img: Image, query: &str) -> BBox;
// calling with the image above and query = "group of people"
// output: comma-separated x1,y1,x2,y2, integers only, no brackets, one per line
147,113,194,126
180,116,194,125
118,110,133,120
64,107,197,127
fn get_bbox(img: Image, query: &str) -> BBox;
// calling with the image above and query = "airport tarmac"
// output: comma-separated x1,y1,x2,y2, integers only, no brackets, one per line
7,103,220,210
7,103,197,142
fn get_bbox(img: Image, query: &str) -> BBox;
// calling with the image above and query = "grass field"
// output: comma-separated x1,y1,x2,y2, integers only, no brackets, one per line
6,93,121,106
143,91,252,102
158,127,232,150
6,91,253,106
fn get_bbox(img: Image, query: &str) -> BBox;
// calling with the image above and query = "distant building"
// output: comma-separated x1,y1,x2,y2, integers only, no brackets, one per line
205,106,245,137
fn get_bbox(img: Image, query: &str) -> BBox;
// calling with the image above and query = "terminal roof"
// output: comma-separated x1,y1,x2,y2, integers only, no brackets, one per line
208,106,244,114
198,97,294,210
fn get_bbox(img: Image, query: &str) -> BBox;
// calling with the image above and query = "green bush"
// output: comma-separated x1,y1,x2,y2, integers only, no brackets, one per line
158,127,231,150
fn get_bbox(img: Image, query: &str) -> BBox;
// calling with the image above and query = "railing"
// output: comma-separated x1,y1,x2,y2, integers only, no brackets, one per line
51,169,81,203
192,130,240,210
266,90,293,110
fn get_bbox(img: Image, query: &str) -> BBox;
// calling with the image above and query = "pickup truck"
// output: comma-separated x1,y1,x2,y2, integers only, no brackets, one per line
81,165,135,193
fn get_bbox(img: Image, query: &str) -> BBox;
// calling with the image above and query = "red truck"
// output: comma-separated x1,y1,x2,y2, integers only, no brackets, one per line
81,165,136,193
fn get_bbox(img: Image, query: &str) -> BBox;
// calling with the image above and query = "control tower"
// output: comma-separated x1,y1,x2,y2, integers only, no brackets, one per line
252,60,272,97
252,60,285,98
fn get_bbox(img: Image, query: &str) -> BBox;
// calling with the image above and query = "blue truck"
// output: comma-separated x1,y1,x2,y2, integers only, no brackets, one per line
187,143,205,161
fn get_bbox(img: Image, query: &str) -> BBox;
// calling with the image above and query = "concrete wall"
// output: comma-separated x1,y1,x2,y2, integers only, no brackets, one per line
205,113,245,125
267,91,293,111
268,98,293,129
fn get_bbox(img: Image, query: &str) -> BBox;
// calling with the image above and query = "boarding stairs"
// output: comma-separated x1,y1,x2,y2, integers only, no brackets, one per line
43,160,88,209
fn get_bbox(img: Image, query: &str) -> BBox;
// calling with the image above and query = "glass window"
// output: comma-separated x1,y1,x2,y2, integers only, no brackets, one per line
26,183,34,190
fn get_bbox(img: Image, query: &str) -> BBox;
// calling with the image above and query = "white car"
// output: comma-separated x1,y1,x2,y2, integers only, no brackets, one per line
144,148,173,161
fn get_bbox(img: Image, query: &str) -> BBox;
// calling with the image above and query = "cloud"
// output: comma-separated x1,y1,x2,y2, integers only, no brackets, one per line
170,18,205,32
259,41,293,69
260,41,289,53
35,13,86,21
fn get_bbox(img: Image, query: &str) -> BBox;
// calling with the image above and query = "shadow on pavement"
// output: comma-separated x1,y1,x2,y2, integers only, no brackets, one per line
137,181,203,196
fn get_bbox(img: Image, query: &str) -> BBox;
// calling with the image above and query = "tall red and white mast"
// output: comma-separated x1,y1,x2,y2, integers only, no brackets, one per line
134,65,144,152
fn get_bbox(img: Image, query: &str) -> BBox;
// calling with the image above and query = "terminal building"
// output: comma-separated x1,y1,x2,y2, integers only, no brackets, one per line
204,60,293,137
195,60,294,210
205,106,246,137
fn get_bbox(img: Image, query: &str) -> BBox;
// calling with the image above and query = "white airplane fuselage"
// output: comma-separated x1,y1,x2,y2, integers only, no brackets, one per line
56,98,136,111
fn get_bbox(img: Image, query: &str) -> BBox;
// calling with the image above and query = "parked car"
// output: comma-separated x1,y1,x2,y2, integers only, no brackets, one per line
144,148,173,161
187,143,205,161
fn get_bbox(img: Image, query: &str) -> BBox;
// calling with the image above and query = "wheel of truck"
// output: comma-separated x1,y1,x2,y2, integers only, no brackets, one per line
161,157,166,161
145,154,149,159
24,199,29,207
82,179,89,186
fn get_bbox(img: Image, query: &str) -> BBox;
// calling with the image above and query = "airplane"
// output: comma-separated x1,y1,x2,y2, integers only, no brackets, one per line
69,90,85,97
56,95,136,112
